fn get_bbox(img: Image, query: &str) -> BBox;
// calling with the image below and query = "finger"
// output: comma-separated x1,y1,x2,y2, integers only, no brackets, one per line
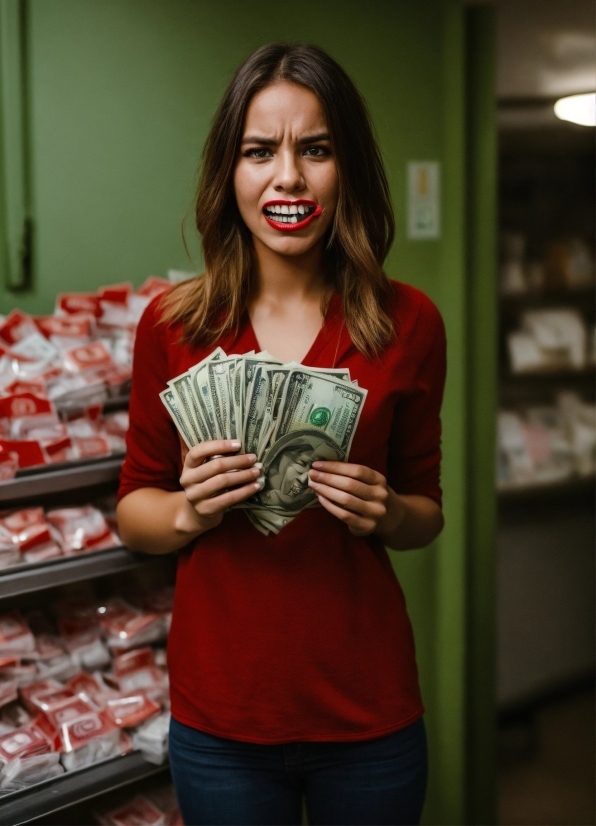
178,433,189,464
185,440,242,469
186,466,262,501
308,480,386,518
308,469,382,501
195,479,263,517
310,461,381,486
182,453,257,486
315,493,375,535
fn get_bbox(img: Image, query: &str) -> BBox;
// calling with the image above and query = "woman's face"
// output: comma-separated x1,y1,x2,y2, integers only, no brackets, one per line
233,82,339,259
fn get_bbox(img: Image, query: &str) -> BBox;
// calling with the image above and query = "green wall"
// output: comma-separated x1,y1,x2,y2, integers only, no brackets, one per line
0,2,497,822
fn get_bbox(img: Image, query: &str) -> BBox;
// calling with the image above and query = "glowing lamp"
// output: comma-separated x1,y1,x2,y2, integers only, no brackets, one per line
554,93,596,127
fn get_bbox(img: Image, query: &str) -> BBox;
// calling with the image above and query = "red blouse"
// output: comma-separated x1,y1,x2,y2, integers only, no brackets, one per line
118,280,446,744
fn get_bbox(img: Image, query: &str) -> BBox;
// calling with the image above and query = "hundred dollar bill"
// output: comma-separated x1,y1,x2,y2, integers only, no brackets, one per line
159,388,194,449
253,372,367,515
168,372,209,444
189,348,225,440
160,347,367,535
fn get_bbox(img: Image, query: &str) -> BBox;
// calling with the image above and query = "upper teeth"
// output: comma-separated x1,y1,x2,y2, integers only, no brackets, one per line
264,204,315,222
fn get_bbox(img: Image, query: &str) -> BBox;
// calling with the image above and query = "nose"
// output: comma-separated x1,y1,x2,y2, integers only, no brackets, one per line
273,148,305,194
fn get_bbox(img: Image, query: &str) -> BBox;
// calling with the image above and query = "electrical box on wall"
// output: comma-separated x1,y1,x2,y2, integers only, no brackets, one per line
407,161,441,239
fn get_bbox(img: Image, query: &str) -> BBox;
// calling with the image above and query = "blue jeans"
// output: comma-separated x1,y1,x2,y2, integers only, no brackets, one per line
169,716,427,826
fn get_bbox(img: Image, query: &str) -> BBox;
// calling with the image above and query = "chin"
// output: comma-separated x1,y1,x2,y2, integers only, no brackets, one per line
260,234,320,257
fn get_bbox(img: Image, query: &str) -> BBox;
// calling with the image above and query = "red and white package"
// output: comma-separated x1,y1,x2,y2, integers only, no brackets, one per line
66,671,117,706
0,392,56,429
0,612,35,656
112,647,155,678
117,666,167,698
0,450,19,482
0,311,38,346
34,314,94,350
55,293,101,318
98,283,133,305
103,795,166,826
19,679,63,715
105,692,160,729
36,695,98,747
131,711,170,765
57,617,110,670
71,435,112,459
0,438,46,469
63,342,115,374
102,410,129,439
2,378,47,396
0,750,63,792
34,637,77,682
97,599,164,651
0,724,50,762
26,687,76,714
0,508,62,561
46,707,116,754
136,276,170,298
93,363,132,396
0,662,36,687
47,506,118,554
24,422,72,465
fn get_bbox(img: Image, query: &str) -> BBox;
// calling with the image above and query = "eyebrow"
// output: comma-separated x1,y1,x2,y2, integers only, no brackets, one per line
240,132,331,146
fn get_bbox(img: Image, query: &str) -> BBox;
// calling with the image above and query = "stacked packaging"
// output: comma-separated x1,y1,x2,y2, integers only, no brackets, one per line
0,277,169,476
0,585,173,793
0,504,120,568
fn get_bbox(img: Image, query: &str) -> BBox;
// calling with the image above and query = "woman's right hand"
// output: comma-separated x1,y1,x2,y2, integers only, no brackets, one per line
179,440,262,533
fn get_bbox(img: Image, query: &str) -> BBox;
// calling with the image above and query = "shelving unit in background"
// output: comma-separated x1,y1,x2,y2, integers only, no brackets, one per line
496,120,595,712
0,452,174,824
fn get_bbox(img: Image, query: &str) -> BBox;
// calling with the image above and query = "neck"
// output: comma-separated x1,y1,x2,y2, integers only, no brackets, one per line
251,238,329,306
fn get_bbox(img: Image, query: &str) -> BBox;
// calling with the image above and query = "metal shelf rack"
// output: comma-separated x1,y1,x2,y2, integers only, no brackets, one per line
0,545,147,600
0,455,124,505
0,753,168,826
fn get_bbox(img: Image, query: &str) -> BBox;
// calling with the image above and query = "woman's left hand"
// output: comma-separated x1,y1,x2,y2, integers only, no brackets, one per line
308,461,398,538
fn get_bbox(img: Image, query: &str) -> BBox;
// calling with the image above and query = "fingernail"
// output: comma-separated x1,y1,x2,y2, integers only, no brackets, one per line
312,461,323,469
248,454,257,462
254,480,264,490
253,461,263,468
230,440,241,448
308,479,318,488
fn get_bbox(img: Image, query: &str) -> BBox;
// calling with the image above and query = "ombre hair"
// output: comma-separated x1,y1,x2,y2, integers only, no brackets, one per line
162,42,396,358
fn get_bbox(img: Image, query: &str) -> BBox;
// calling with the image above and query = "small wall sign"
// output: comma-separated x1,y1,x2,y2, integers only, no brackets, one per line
407,161,441,239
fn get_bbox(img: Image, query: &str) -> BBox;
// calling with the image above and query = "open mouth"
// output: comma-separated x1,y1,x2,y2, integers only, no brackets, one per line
262,200,322,232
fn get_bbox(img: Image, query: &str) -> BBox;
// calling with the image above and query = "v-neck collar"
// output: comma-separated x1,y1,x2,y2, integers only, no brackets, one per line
238,291,352,367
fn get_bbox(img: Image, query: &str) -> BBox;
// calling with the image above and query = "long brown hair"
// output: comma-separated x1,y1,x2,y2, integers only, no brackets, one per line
162,43,396,358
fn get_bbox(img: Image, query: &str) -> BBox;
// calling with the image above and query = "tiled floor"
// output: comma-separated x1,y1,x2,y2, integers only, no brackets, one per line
498,689,595,825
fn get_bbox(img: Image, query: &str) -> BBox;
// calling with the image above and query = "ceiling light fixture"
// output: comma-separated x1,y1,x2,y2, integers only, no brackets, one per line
553,92,596,127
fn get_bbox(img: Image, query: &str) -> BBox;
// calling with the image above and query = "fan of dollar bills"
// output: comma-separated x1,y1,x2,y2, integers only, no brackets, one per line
160,348,367,535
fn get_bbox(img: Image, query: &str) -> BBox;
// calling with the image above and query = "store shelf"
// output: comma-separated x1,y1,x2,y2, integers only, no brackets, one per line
497,476,596,522
0,752,167,826
0,455,124,505
0,545,147,600
500,286,596,315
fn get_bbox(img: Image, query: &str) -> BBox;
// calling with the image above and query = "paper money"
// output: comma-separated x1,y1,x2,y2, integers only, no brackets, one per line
160,350,367,535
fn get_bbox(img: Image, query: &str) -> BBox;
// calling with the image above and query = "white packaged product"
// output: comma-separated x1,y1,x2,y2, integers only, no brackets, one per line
0,751,63,792
132,711,170,765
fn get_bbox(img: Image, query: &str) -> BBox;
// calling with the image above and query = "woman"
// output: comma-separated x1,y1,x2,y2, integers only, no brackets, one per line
117,42,446,826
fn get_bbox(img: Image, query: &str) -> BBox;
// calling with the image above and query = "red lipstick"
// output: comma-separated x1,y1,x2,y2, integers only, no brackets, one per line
262,199,322,232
